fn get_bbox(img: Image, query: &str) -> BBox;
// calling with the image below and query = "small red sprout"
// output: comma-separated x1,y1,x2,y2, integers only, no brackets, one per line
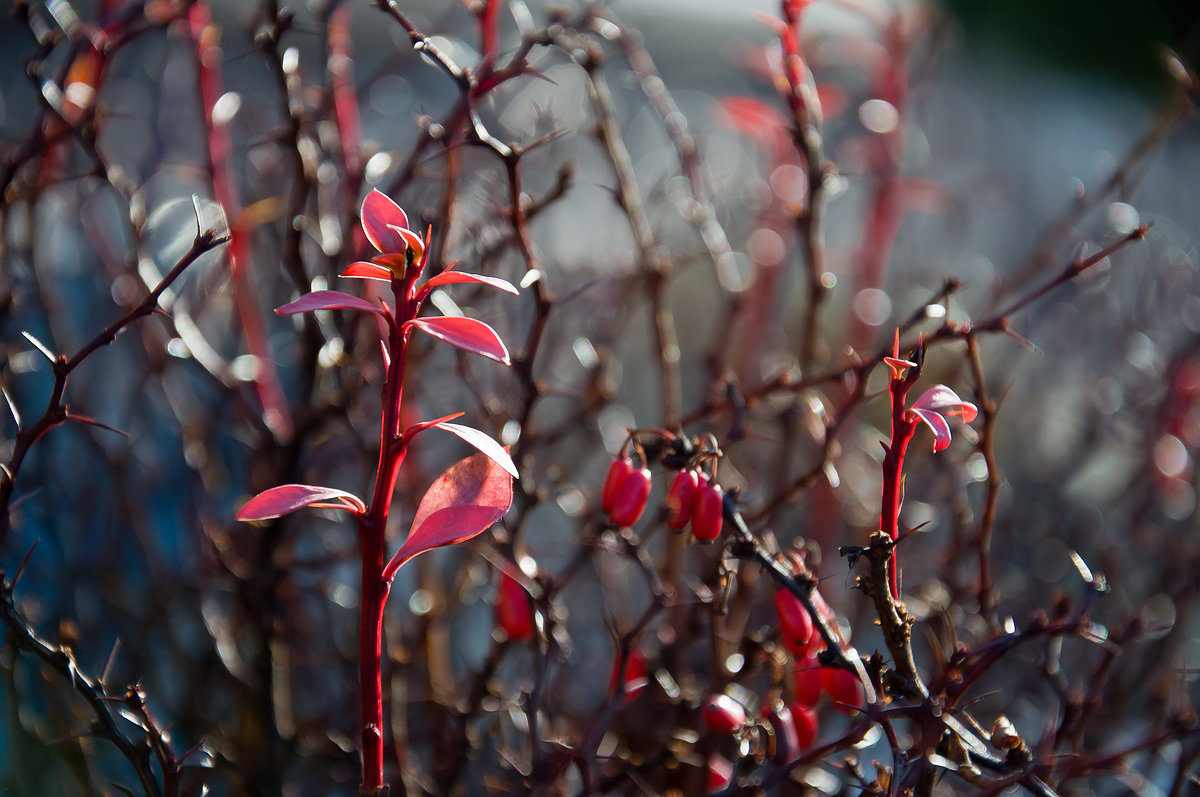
237,189,518,792
879,329,977,599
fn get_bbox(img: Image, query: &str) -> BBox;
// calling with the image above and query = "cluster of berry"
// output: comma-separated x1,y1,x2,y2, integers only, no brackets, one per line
695,567,866,791
777,583,863,738
601,451,724,542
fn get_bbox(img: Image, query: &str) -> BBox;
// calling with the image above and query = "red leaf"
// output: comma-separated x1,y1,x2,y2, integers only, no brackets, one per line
383,453,513,578
401,412,466,440
406,316,510,365
237,483,366,521
418,271,519,299
361,189,411,254
276,290,386,317
341,261,395,281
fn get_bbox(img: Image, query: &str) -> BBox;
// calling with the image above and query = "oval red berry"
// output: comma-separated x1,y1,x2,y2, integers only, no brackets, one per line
690,483,724,542
609,646,648,703
609,467,651,527
775,588,814,654
706,754,733,792
789,703,819,749
822,666,864,714
664,469,700,529
601,455,634,513
793,656,823,707
496,571,534,641
702,693,747,734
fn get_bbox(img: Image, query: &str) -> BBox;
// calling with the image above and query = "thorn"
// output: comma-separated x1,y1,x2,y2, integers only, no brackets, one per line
1,386,20,431
21,331,56,363
12,540,38,589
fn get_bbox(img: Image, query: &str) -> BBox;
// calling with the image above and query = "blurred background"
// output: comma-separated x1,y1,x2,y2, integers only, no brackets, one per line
2,0,1200,794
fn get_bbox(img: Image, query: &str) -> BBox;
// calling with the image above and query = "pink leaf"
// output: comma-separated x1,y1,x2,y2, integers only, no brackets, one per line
361,189,411,254
909,407,953,452
911,385,978,422
908,385,977,453
407,316,511,365
237,484,366,521
276,290,386,317
341,261,395,281
418,271,519,298
384,453,513,578
434,421,518,478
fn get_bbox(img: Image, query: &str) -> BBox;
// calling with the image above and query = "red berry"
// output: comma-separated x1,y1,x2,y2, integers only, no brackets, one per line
706,754,733,792
690,483,724,542
601,455,634,513
822,666,864,714
702,693,747,734
664,469,700,529
792,656,823,707
496,571,534,641
608,646,648,703
609,466,652,527
789,703,819,749
774,588,814,654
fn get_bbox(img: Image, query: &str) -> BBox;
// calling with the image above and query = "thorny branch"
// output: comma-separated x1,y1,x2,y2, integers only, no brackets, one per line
1,571,174,797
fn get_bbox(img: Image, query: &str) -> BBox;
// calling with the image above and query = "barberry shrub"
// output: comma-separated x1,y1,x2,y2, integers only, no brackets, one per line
1,1,1197,795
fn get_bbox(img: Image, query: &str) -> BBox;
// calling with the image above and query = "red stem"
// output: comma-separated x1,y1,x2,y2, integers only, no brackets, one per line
880,378,916,601
358,273,420,792
358,514,388,792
